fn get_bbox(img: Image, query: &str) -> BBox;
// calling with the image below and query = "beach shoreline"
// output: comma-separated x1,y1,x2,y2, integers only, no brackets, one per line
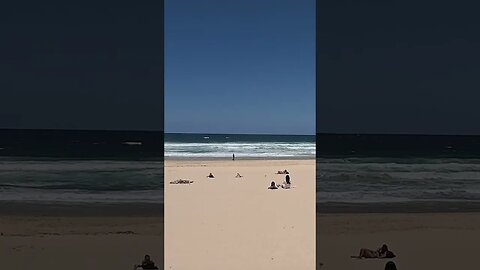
317,201,480,213
0,201,163,217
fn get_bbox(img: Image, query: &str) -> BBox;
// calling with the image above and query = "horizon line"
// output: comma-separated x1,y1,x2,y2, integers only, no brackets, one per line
0,128,163,132
165,132,315,136
316,132,480,136
1,128,478,136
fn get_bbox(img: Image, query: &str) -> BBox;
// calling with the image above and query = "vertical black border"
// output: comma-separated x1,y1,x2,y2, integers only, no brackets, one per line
315,0,320,268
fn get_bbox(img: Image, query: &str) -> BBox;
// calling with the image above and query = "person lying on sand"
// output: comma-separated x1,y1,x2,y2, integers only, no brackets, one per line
235,172,243,178
268,181,278,189
170,179,194,184
281,175,291,189
351,244,395,259
207,173,214,178
385,261,397,270
276,169,289,174
134,254,158,269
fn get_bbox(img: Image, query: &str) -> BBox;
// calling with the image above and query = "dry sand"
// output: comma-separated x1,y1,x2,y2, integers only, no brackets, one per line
0,204,163,270
165,159,316,270
317,212,480,270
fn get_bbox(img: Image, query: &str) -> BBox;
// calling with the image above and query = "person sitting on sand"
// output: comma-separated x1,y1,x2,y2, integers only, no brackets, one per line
281,174,291,189
207,173,214,178
268,181,278,189
385,261,397,270
235,172,243,178
138,254,158,269
351,244,393,259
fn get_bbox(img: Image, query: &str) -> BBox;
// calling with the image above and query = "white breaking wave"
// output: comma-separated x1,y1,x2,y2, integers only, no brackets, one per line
164,142,316,158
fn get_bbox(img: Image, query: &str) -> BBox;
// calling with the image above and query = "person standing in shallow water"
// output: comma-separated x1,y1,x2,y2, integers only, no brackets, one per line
232,153,235,160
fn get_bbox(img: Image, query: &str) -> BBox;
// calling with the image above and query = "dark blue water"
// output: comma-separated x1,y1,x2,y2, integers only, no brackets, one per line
317,134,480,206
317,133,480,158
0,129,163,159
4,130,479,206
165,133,315,143
0,129,163,204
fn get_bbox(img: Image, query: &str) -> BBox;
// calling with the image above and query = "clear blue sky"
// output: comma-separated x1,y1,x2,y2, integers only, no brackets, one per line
165,0,315,135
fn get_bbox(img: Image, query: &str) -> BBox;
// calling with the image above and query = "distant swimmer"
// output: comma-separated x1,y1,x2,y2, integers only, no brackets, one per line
207,173,215,178
268,181,278,189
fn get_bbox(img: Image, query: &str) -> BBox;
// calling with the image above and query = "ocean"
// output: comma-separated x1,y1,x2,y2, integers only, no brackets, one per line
0,129,163,204
317,134,480,211
3,130,479,209
0,130,315,205
165,133,316,159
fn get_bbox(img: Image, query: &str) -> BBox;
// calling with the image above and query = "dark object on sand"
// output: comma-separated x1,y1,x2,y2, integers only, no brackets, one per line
207,173,214,178
170,179,194,184
385,261,397,270
235,173,243,178
137,254,158,269
351,244,393,259
385,250,396,258
268,181,278,189
276,169,289,174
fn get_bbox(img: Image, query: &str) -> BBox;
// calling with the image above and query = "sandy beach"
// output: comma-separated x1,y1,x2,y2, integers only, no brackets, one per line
165,159,316,270
0,203,163,269
317,212,480,270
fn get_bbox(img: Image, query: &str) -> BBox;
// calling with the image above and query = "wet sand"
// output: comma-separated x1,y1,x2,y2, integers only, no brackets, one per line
0,203,163,269
317,212,480,270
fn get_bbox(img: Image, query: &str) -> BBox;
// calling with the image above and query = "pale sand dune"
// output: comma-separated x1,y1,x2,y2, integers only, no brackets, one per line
0,214,163,269
318,213,480,270
165,159,316,270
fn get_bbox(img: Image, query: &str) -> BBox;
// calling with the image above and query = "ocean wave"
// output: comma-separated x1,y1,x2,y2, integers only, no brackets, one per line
317,157,480,203
0,189,163,203
317,157,480,164
0,160,163,204
0,160,163,172
317,189,480,203
165,142,316,158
